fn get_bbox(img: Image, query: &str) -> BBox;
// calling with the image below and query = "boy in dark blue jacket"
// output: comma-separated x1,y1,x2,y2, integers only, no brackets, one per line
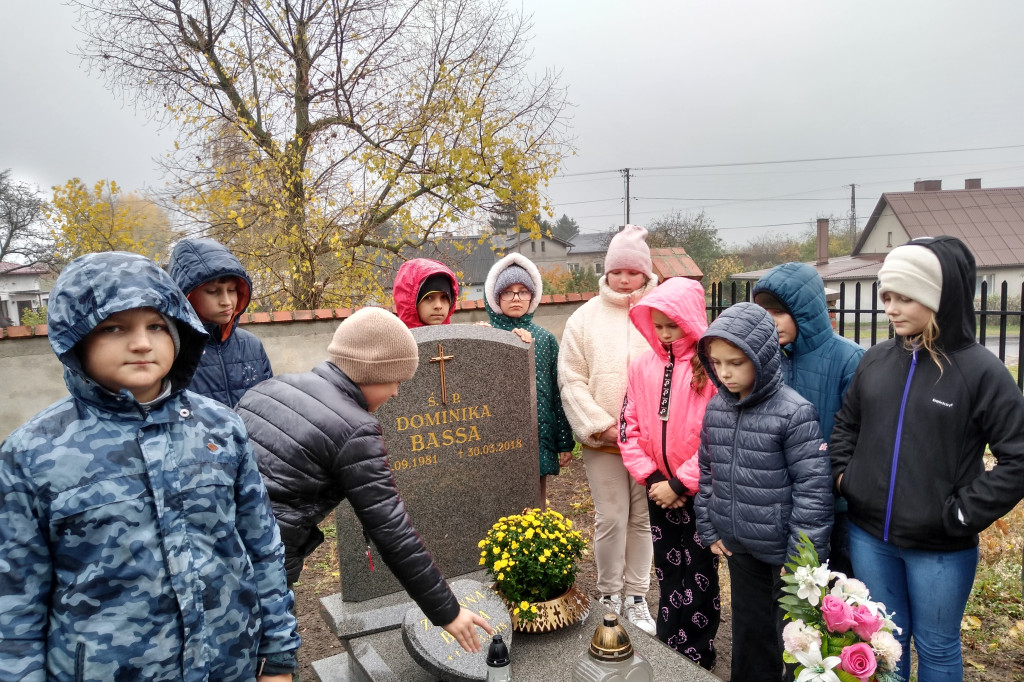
170,238,273,407
695,302,833,682
753,262,864,575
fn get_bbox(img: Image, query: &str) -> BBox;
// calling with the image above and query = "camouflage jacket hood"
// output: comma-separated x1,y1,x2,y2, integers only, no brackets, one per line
49,251,209,410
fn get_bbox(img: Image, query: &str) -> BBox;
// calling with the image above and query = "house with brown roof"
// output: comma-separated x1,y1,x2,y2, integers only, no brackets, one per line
566,232,704,283
650,247,703,281
732,179,1024,301
856,178,1024,292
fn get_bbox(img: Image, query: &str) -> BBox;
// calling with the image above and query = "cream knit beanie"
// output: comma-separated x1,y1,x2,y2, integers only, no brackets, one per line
327,307,419,384
605,224,653,276
878,244,943,312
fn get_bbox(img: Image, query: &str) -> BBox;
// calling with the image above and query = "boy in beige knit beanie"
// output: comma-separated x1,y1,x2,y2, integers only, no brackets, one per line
237,307,493,653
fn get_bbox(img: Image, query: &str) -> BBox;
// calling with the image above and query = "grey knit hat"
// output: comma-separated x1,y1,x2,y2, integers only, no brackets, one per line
878,244,943,312
160,314,181,358
327,307,419,384
493,264,536,299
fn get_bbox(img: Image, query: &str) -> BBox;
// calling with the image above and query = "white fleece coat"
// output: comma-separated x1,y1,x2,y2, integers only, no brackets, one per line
557,274,659,449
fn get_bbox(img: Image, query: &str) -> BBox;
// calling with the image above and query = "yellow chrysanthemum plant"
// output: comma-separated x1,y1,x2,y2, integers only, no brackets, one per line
478,508,587,623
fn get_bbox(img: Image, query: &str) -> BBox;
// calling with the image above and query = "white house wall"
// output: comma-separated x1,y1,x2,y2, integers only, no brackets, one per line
861,206,909,252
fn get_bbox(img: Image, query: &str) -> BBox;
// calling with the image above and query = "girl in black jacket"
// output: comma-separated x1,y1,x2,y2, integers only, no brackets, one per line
831,236,1024,682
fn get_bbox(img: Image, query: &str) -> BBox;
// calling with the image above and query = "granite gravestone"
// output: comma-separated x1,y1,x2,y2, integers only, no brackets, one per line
335,324,542,601
401,579,513,682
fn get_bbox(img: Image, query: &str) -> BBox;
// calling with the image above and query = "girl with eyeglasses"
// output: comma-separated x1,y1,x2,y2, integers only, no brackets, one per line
483,253,574,505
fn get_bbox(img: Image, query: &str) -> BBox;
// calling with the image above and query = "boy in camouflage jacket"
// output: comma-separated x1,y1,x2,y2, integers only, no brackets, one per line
0,252,299,681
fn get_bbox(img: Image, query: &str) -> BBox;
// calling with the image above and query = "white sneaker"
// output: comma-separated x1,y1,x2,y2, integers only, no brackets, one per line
599,594,622,615
623,595,657,636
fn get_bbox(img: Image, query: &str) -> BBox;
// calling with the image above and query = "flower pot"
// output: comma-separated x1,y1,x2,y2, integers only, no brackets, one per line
496,583,590,634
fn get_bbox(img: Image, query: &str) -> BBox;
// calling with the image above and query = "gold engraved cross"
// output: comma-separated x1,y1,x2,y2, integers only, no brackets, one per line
429,343,455,405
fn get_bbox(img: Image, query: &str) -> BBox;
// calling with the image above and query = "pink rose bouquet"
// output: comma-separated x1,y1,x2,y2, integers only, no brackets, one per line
779,532,902,682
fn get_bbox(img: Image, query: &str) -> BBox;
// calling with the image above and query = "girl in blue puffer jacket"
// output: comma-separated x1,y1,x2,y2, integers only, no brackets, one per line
695,302,833,682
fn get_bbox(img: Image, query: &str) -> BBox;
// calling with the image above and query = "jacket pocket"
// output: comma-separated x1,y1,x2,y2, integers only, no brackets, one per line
74,641,85,682
775,502,793,539
49,474,151,523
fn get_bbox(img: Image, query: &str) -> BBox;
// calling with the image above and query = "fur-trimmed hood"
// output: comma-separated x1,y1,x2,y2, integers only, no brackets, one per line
484,252,544,315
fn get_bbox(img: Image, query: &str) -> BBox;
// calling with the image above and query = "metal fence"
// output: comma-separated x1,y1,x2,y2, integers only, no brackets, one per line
707,280,1024,389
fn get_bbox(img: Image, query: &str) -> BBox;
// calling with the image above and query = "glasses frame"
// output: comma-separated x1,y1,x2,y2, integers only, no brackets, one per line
499,289,533,302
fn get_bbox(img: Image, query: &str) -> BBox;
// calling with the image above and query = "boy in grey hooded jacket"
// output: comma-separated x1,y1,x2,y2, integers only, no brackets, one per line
695,302,832,682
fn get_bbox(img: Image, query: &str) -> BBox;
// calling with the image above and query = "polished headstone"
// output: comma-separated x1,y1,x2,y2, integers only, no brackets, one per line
335,324,541,602
401,579,513,682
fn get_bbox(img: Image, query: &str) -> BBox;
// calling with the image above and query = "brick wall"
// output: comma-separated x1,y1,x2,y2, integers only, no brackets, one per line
0,294,594,439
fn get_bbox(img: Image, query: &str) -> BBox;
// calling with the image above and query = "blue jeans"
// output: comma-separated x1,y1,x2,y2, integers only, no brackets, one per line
848,522,978,682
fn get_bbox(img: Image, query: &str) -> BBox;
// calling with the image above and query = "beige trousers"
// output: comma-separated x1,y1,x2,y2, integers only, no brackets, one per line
582,446,653,597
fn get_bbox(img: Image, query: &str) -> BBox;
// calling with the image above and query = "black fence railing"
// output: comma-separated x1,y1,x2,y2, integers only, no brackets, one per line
707,280,1024,389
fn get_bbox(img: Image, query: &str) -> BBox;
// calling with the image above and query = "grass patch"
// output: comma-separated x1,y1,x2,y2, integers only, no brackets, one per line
961,497,1024,662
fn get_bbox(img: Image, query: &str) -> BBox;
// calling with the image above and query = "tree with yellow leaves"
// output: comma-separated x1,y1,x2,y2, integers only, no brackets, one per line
46,179,177,267
73,0,571,309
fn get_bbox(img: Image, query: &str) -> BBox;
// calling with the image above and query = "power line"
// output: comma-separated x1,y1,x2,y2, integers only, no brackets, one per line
633,196,870,202
557,143,1024,178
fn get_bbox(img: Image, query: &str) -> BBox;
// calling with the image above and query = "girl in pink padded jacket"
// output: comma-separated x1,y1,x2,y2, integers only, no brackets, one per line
619,276,720,670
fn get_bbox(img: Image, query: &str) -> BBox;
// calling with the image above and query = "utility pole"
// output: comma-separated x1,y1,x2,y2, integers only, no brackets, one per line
847,184,858,253
515,204,521,253
621,168,632,224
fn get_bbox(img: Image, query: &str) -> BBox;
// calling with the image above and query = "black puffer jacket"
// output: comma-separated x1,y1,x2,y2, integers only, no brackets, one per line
236,361,459,626
695,303,833,565
831,236,1024,551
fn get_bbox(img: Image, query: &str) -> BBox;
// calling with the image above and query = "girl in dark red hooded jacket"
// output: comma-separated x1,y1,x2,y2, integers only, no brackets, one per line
393,258,459,328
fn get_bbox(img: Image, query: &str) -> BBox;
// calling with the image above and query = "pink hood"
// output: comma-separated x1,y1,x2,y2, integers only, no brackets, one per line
392,258,459,328
620,277,714,492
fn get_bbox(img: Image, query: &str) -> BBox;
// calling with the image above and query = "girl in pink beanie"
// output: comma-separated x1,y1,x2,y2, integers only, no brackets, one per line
557,224,660,635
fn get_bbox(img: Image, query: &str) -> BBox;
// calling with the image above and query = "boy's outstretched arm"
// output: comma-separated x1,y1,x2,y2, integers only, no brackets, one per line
335,425,462,625
0,446,49,682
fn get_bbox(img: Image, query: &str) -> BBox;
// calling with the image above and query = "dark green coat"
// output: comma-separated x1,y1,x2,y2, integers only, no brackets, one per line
485,300,575,476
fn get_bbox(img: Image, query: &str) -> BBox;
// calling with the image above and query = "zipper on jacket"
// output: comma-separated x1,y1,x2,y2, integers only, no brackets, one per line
661,421,670,477
217,344,230,401
883,349,918,541
659,346,675,476
730,408,742,545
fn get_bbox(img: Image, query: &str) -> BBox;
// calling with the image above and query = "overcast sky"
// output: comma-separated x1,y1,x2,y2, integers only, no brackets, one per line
5,0,1024,246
